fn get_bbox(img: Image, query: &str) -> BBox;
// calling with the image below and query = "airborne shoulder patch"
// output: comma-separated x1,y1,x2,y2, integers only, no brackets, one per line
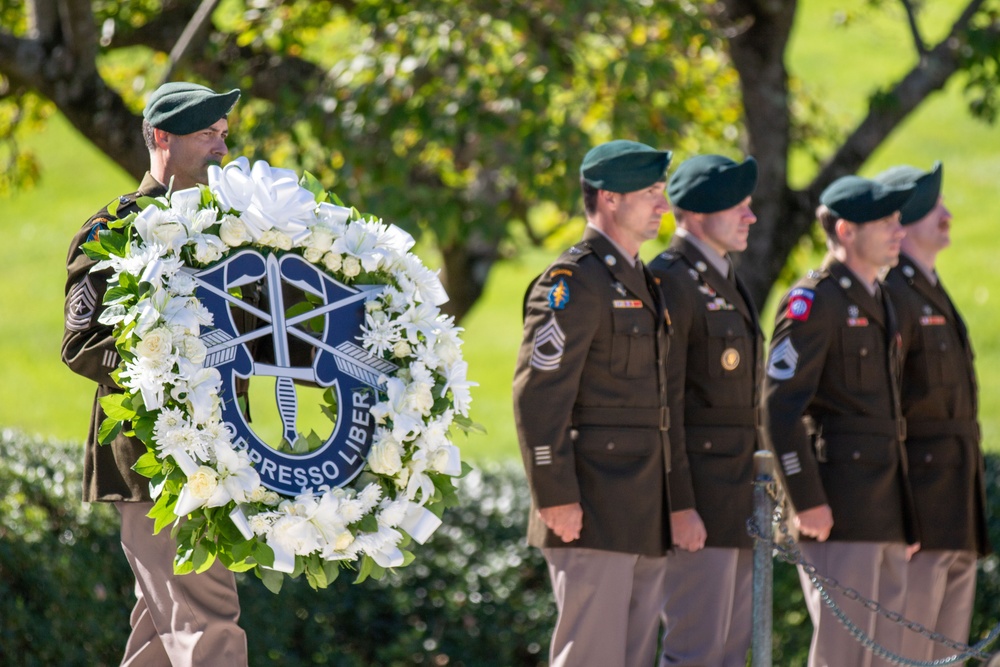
786,288,814,322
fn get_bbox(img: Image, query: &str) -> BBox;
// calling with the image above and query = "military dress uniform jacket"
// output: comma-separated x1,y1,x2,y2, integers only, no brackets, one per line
62,173,168,503
761,258,918,544
648,236,763,549
513,228,673,557
885,254,992,555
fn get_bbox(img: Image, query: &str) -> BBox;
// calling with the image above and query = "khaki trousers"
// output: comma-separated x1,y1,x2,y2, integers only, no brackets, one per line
543,547,669,667
659,547,753,667
117,502,247,667
900,549,977,663
798,541,907,667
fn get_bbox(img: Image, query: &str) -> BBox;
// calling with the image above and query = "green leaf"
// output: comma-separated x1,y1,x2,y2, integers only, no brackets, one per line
300,171,328,202
99,393,137,421
149,494,177,534
322,560,341,586
454,414,487,435
97,417,122,444
193,541,216,574
133,450,162,478
258,567,284,594
81,240,111,260
132,415,156,444
319,404,338,423
99,229,129,257
136,195,165,210
355,555,374,584
304,555,328,590
252,541,275,568
356,514,378,533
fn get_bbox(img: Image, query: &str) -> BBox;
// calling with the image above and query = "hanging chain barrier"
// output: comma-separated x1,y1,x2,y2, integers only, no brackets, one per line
747,450,1000,667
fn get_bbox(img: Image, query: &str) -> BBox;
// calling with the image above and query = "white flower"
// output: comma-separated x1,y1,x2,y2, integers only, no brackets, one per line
369,430,404,476
360,312,400,357
358,483,384,511
270,513,322,556
322,252,343,273
135,327,174,363
259,229,294,250
191,234,226,264
332,222,382,272
307,228,335,253
377,498,409,528
303,246,324,263
371,377,425,440
247,485,270,504
342,255,362,277
219,214,252,247
393,340,412,359
171,360,222,424
176,335,207,365
167,270,198,296
395,253,449,306
134,206,189,253
207,443,259,506
208,157,255,212
441,360,475,416
248,513,274,535
187,466,220,500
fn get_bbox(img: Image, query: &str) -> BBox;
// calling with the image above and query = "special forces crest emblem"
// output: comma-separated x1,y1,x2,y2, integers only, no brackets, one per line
193,249,396,496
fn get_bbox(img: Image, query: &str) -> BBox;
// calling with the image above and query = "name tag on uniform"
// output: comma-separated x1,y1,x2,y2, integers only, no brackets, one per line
920,315,946,326
613,299,643,308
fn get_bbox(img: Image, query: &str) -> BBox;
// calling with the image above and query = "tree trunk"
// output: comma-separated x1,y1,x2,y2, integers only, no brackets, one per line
438,238,498,323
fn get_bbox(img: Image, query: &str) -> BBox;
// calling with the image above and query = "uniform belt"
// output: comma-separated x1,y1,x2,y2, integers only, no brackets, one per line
684,406,761,428
905,419,980,441
572,406,669,431
815,415,907,441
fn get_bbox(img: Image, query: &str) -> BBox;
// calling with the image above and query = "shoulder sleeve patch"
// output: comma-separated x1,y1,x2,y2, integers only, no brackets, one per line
786,288,815,321
548,278,570,310
85,219,110,243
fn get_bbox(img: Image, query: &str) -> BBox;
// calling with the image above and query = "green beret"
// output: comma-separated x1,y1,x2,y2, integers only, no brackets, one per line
819,175,915,224
143,82,241,135
580,140,672,193
668,154,758,214
873,161,943,225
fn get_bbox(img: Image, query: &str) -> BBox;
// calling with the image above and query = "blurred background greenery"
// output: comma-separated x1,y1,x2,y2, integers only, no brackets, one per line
2,0,999,460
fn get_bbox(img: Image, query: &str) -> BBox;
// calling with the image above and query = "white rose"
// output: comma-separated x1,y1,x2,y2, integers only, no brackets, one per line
187,466,219,500
177,335,207,365
192,236,225,264
135,327,174,363
263,491,281,506
365,300,383,313
342,255,362,277
393,340,412,359
219,215,251,247
303,246,324,264
247,485,269,503
405,381,435,414
333,529,355,551
308,228,335,253
152,220,188,252
322,252,343,273
369,438,403,476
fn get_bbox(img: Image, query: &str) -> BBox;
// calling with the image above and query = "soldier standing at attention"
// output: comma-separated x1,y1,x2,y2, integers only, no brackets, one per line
647,154,762,667
513,140,674,667
761,175,920,667
62,82,248,666
876,162,993,661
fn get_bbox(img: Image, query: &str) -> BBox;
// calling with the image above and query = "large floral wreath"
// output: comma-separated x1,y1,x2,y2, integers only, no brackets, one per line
85,157,476,592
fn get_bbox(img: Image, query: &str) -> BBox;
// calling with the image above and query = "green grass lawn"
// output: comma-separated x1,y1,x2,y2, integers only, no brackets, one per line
3,0,999,462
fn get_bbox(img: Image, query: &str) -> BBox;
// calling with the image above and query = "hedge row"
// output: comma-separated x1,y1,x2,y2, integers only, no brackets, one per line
1,429,998,666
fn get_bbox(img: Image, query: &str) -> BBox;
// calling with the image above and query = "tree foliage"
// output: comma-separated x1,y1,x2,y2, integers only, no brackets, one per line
1,0,999,315
0,0,743,319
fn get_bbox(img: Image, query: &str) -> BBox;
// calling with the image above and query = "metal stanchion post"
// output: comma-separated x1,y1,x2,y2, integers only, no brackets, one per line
752,450,775,667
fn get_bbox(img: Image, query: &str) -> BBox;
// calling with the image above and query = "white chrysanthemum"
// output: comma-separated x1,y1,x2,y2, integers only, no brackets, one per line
359,312,401,357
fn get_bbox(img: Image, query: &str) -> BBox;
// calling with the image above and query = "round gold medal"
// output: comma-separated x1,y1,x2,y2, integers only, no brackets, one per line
721,347,740,371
